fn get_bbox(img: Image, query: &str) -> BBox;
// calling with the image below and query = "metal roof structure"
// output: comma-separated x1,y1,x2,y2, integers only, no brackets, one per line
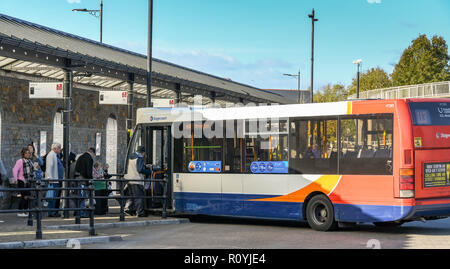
0,13,292,106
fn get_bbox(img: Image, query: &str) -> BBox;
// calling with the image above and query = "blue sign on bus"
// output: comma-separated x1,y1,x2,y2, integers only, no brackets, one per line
250,161,288,174
188,161,222,173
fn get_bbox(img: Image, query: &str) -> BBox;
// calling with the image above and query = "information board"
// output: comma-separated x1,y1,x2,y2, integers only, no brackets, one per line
99,91,128,105
424,162,450,188
29,82,64,99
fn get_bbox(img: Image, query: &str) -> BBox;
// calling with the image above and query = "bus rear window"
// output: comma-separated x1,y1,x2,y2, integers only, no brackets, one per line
409,102,450,126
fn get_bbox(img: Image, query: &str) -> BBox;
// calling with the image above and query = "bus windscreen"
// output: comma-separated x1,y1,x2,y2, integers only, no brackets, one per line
409,102,450,126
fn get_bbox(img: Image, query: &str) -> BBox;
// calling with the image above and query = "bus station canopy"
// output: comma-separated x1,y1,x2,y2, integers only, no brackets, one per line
0,13,293,106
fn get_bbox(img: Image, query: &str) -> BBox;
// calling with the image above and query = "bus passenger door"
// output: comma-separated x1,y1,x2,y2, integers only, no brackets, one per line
145,125,172,210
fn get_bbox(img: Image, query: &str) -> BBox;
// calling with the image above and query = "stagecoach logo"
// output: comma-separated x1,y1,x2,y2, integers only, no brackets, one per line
149,116,167,122
436,132,450,139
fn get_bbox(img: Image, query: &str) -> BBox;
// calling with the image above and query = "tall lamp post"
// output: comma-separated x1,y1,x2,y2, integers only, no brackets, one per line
308,9,318,104
283,70,301,104
147,0,153,107
353,59,362,99
73,0,103,43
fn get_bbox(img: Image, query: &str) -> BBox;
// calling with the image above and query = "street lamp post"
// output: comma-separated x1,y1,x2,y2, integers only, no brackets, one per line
308,9,318,104
147,0,153,107
353,59,362,99
72,0,103,43
283,70,301,104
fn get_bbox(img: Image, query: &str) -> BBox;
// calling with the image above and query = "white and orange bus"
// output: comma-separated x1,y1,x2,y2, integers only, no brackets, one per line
126,99,450,231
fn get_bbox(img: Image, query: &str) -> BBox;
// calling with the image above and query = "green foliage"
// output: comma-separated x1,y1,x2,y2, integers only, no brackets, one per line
348,67,392,96
310,35,449,102
314,84,348,103
391,35,450,86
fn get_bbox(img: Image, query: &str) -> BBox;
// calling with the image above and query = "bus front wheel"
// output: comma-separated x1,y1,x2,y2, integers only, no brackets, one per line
305,194,337,232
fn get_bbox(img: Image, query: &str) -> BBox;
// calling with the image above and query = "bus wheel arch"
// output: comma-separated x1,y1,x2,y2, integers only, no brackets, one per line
303,193,338,231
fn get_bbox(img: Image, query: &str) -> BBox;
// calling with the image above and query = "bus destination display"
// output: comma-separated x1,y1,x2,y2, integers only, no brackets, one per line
424,162,450,188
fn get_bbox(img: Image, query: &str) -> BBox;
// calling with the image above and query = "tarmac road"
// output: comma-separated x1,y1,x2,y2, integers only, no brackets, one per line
82,215,450,249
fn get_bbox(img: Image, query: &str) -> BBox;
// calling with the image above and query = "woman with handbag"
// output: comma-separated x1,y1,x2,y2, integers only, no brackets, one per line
12,148,35,217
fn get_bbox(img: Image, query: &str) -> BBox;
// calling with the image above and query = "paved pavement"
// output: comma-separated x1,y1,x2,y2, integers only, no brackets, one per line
0,205,188,248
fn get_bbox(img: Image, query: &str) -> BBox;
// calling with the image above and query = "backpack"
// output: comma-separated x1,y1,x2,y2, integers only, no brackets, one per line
69,154,82,179
40,152,49,173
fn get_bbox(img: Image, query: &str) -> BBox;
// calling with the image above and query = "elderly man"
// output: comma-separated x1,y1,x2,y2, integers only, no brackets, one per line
45,143,62,217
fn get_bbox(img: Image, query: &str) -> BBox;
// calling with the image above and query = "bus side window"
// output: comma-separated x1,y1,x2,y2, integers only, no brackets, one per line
289,118,338,175
244,119,288,173
180,121,224,173
340,114,393,175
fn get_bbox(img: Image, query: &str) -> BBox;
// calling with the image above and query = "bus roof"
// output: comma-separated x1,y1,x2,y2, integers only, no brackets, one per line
137,101,352,124
136,98,450,125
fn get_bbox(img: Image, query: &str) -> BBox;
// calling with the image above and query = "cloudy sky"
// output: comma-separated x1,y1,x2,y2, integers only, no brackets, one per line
1,0,449,91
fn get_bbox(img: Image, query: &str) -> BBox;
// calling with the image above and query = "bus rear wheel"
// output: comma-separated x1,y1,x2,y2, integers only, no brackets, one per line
306,195,337,231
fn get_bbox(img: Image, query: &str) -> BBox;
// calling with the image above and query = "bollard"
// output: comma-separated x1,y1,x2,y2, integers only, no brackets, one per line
119,180,125,222
75,180,81,224
88,182,95,236
162,179,167,219
27,181,34,227
35,183,42,240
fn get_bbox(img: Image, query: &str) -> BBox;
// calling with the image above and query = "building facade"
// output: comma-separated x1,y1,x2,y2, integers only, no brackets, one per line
0,75,145,177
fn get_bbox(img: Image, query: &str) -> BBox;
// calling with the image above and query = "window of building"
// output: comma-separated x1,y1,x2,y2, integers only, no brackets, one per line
340,114,393,175
106,116,118,175
53,110,63,145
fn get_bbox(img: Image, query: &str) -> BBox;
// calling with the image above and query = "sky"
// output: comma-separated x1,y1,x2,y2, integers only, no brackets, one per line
1,0,449,92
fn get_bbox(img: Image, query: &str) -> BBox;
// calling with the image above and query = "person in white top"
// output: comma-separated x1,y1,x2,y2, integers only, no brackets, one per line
124,146,152,217
45,143,62,217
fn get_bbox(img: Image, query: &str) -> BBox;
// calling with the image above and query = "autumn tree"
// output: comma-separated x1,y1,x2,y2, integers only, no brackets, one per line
314,83,348,103
391,34,450,86
348,67,392,96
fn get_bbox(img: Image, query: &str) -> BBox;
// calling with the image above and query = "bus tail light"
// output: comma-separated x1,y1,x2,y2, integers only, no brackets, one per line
399,168,415,198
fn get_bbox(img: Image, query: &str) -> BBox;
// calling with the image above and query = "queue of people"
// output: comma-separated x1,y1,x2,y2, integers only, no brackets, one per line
9,143,113,218
4,142,157,219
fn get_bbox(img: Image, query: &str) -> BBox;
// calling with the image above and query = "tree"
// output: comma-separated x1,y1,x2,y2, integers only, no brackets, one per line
391,34,450,86
348,67,392,96
314,83,348,103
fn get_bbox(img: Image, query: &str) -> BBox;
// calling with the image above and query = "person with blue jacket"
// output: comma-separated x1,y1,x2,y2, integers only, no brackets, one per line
124,146,152,217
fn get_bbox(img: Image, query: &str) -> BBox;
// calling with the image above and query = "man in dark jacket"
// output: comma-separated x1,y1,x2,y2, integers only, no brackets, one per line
75,148,95,181
74,148,95,217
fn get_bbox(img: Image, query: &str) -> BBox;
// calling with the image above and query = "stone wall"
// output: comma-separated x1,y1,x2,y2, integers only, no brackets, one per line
0,75,145,177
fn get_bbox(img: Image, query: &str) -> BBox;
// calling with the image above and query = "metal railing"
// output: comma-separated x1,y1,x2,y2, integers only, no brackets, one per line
348,81,450,100
99,174,169,221
0,178,95,239
0,175,169,240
